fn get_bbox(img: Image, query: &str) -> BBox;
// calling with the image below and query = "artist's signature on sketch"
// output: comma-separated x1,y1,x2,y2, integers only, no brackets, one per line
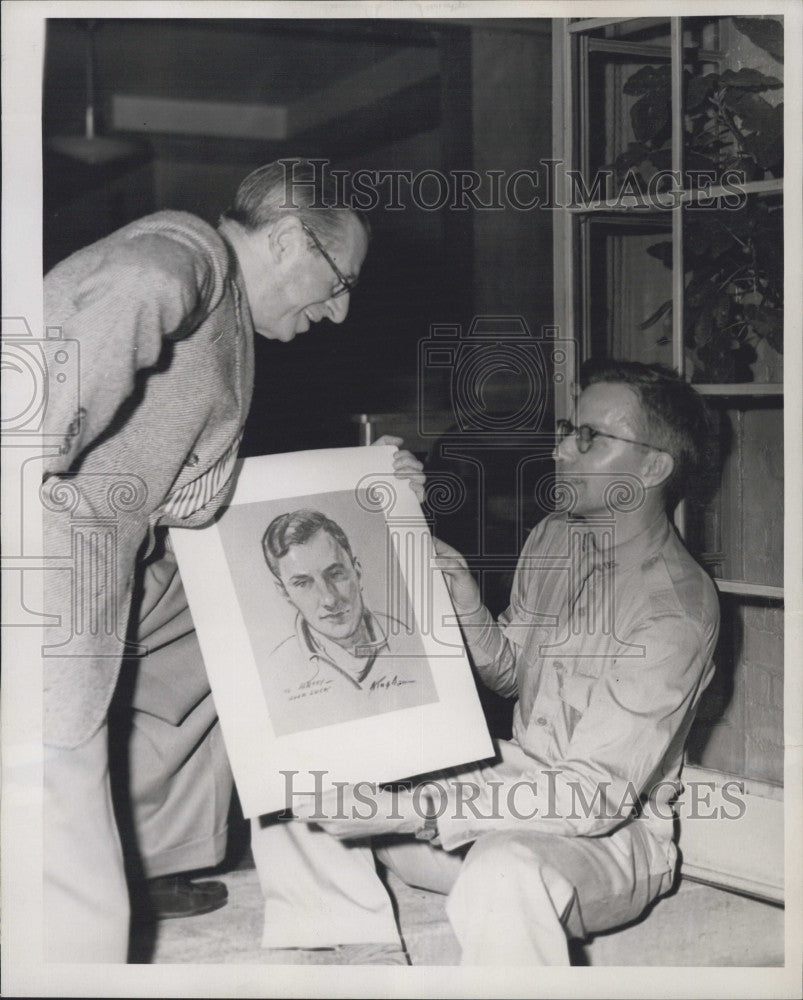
369,674,415,693
284,673,415,701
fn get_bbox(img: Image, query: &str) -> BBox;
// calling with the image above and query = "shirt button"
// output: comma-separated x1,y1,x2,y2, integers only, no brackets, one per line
553,661,564,671
185,452,200,467
536,716,548,727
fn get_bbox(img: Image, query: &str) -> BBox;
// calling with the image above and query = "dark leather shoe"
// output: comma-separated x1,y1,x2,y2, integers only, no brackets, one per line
142,875,228,920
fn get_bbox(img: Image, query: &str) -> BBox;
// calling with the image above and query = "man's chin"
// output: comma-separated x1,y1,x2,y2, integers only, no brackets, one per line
555,474,583,503
256,323,298,342
315,619,359,641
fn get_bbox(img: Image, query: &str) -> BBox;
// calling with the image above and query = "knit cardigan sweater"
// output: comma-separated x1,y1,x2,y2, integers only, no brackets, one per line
43,211,255,748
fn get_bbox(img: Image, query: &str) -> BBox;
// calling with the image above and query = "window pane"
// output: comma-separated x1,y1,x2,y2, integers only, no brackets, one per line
686,594,783,786
582,217,673,363
685,401,783,589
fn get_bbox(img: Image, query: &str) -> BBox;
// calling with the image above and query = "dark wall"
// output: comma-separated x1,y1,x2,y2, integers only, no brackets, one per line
42,18,553,461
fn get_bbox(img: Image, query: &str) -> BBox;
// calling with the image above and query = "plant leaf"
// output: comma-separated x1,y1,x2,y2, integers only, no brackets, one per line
708,223,740,259
644,147,672,171
722,89,778,135
697,341,739,382
687,73,719,110
754,220,784,300
693,133,730,154
694,305,714,348
631,91,670,142
686,267,724,306
742,129,783,170
719,68,783,91
743,303,783,352
713,292,732,328
732,16,784,64
685,224,710,257
638,299,673,331
613,141,651,175
646,241,673,268
764,324,783,354
684,149,719,173
624,64,671,96
718,205,755,241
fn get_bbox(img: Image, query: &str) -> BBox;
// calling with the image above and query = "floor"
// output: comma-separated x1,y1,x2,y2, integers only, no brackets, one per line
134,853,785,967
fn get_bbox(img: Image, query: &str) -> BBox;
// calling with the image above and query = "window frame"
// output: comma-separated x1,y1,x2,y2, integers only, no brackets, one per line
551,16,785,904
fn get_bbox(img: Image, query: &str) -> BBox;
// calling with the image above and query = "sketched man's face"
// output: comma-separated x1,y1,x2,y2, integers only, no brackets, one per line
276,528,365,647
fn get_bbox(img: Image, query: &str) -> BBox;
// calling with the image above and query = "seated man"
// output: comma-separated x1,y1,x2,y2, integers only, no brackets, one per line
259,508,438,735
291,359,720,965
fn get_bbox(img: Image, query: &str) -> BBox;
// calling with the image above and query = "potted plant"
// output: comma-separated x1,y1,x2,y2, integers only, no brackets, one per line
613,17,783,382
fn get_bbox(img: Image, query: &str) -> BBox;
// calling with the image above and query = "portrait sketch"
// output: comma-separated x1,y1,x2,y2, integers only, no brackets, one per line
217,490,439,736
170,446,493,818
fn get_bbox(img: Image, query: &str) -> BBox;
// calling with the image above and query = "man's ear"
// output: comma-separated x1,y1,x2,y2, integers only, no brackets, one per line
274,579,292,604
353,558,363,582
268,214,306,263
643,449,674,490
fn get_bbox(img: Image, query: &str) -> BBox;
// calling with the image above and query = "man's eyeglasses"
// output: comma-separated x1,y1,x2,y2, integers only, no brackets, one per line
300,221,357,299
556,418,658,454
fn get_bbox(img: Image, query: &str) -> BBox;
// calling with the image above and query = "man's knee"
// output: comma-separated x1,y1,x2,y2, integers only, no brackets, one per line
454,830,579,909
458,829,545,887
448,830,581,949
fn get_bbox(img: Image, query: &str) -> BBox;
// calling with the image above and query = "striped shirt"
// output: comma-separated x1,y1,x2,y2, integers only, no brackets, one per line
161,432,242,521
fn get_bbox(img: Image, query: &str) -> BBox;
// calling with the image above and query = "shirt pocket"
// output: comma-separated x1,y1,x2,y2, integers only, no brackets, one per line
558,670,597,736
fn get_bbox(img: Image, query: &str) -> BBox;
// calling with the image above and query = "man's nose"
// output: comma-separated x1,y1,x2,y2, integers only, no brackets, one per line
318,580,340,606
555,433,577,463
325,292,350,324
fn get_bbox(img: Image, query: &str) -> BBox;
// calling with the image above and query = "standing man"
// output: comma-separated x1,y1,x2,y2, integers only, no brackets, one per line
42,159,375,961
293,360,720,966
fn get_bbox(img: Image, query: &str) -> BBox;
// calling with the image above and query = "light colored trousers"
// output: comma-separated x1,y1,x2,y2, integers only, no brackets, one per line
44,554,231,962
252,803,675,965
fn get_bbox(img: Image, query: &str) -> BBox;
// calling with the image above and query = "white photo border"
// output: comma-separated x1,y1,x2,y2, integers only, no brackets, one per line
2,3,801,997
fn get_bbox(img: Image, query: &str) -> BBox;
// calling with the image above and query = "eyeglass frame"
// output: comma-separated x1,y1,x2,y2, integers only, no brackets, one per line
555,418,660,454
299,221,357,299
